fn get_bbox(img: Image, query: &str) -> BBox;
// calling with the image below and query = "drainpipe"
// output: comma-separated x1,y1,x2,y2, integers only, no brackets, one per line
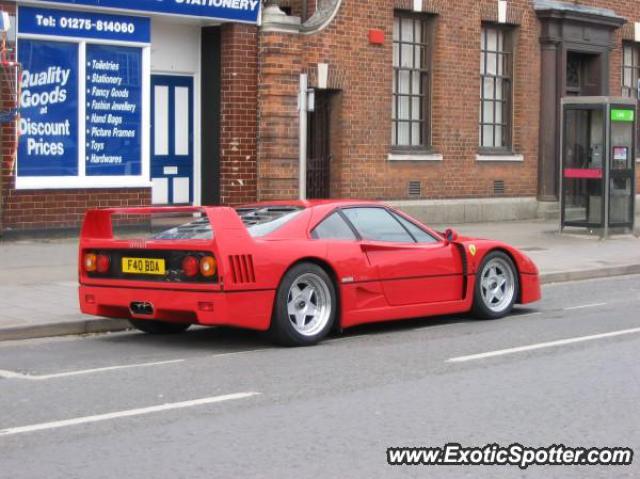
298,73,308,200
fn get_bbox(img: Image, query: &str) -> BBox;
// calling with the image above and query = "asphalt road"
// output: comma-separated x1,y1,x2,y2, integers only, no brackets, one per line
1,275,639,479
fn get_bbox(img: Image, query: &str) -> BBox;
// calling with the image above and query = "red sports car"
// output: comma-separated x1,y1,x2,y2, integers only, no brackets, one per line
79,200,541,346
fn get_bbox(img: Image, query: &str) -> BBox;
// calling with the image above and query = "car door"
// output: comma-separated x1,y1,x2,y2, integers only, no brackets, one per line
341,207,465,306
310,210,378,283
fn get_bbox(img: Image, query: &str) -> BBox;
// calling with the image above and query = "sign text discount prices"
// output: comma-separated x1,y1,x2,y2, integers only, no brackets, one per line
18,40,78,177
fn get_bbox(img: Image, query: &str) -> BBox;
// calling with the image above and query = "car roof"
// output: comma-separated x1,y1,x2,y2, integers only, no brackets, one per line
238,199,383,209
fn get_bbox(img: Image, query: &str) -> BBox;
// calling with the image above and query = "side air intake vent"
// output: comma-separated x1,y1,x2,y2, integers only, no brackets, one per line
228,255,256,283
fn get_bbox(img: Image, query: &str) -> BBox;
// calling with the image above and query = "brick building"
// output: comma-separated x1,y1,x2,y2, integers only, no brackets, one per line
1,0,639,234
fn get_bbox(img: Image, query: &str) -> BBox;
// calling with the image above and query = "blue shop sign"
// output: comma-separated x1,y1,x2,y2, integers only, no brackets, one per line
34,0,261,24
17,39,79,177
18,6,150,43
85,44,142,176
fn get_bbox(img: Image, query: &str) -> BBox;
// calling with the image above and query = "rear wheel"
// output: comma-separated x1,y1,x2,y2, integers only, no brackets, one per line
472,251,518,319
129,319,191,335
270,262,336,346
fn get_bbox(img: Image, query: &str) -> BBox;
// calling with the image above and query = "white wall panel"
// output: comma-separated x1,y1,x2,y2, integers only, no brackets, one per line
150,20,201,74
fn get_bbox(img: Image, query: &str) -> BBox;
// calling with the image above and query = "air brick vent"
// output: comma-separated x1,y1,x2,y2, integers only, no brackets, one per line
408,181,421,197
493,180,505,196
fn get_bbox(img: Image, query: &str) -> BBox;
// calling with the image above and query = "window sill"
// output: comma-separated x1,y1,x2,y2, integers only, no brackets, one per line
15,176,153,190
476,153,524,162
388,153,443,162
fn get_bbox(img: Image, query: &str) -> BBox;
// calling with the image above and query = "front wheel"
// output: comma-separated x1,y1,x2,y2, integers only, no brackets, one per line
129,319,191,335
472,251,519,319
270,262,337,346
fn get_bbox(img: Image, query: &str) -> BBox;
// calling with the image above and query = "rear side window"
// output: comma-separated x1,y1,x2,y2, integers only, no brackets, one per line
236,207,303,238
391,212,438,243
312,212,357,240
152,217,213,240
147,207,303,240
342,207,414,243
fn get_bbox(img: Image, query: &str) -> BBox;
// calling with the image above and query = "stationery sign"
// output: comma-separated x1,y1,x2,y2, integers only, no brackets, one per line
86,44,142,176
18,6,150,43
17,39,79,177
37,0,261,24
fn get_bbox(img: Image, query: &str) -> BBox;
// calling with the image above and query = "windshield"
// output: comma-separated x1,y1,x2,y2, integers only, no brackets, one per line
151,206,303,240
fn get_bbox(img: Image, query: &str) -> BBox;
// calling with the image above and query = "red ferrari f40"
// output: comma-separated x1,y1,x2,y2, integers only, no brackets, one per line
79,201,541,346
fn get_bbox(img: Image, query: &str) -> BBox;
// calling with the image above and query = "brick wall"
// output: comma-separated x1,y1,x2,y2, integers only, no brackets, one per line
219,23,259,205
3,0,640,232
257,32,303,200
599,0,640,190
0,1,17,233
258,0,640,201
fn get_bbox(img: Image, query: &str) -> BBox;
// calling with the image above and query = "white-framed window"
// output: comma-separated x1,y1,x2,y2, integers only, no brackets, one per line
392,11,432,152
622,42,640,151
479,24,513,151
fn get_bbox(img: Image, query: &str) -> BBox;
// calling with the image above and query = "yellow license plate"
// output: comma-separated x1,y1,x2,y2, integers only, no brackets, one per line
122,257,166,275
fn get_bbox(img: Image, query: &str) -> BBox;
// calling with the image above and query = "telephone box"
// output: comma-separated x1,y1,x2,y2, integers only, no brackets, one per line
561,97,636,236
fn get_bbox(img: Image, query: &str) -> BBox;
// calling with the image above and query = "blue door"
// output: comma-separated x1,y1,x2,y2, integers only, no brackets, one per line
151,75,194,205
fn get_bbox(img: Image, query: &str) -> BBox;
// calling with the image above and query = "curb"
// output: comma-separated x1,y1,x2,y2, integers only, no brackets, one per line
0,318,130,342
540,264,640,285
1,266,639,342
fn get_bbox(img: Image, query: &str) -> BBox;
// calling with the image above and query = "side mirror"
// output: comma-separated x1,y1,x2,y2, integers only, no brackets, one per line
444,228,458,242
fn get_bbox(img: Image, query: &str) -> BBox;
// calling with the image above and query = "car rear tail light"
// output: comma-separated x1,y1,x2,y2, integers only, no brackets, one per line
96,254,111,274
200,256,217,277
84,253,97,272
182,255,199,278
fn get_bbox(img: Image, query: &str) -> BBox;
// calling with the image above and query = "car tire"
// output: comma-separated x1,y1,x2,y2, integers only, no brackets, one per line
270,262,337,347
129,319,191,335
472,251,519,320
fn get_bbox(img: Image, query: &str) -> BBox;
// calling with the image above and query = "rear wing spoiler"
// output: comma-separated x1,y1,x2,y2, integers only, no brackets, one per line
80,206,252,243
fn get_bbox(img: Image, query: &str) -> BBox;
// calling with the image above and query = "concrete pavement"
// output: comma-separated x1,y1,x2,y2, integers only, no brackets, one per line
0,276,639,478
448,220,640,283
0,238,130,340
0,219,639,341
